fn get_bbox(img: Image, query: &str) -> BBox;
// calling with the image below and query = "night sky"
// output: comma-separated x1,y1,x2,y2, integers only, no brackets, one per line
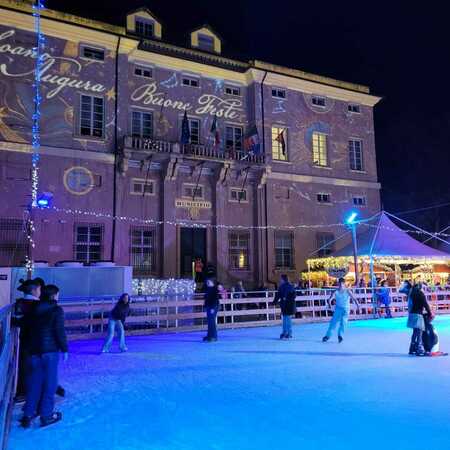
49,0,450,237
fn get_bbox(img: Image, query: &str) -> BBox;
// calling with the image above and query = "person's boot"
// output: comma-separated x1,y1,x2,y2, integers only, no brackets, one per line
322,336,329,342
280,333,287,339
40,412,62,428
56,386,65,397
338,336,343,343
408,342,416,355
415,344,425,356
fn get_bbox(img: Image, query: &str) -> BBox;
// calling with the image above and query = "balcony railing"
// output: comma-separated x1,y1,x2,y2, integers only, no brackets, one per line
124,136,265,164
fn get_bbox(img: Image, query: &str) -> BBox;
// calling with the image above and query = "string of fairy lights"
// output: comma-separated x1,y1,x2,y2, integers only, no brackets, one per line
25,0,46,275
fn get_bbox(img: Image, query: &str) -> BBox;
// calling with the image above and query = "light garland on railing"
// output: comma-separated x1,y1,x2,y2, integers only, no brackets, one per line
25,0,45,275
132,278,196,297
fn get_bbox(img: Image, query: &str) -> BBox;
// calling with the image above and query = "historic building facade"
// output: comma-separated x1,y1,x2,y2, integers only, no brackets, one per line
0,1,381,287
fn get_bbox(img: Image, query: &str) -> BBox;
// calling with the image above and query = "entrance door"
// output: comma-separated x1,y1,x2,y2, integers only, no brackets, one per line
180,228,207,278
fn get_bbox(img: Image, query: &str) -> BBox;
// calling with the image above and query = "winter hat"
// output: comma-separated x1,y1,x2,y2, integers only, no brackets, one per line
17,278,40,293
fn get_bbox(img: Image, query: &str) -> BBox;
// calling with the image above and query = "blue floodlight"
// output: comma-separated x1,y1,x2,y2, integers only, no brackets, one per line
36,192,53,208
345,211,358,225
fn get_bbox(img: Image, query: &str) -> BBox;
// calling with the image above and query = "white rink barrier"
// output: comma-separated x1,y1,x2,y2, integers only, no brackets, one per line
60,288,450,340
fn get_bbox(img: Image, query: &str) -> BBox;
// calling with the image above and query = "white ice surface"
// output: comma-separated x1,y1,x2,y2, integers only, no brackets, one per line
8,316,450,450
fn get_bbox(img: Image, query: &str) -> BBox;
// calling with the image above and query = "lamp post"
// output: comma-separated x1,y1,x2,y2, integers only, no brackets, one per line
346,212,359,286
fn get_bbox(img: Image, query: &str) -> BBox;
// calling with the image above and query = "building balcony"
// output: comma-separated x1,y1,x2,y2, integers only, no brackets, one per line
123,136,265,164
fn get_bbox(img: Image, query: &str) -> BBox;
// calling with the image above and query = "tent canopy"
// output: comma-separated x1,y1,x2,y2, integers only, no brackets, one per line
318,212,450,261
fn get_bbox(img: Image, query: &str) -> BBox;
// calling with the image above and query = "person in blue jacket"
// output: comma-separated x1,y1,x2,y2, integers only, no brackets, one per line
273,274,296,339
377,280,392,318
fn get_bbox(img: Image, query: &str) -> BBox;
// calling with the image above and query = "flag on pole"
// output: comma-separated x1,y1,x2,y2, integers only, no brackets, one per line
210,115,220,147
244,124,261,155
180,110,190,144
275,129,286,156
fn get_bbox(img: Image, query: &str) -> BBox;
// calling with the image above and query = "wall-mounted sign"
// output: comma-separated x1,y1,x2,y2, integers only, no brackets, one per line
175,199,212,209
63,166,94,195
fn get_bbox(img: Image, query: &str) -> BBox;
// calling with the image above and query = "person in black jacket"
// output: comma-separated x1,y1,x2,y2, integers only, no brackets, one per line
203,276,220,342
405,282,434,356
102,293,130,353
21,284,68,428
12,278,42,403
273,274,296,339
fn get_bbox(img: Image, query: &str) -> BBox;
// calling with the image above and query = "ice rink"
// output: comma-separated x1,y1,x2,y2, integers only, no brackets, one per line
9,316,450,450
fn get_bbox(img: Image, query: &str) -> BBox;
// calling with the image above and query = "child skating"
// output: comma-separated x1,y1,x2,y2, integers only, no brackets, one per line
322,278,360,343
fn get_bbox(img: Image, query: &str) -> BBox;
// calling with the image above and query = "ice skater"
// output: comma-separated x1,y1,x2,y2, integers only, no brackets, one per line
322,278,360,343
273,274,296,339
400,281,433,356
377,280,392,318
102,293,130,353
203,274,220,342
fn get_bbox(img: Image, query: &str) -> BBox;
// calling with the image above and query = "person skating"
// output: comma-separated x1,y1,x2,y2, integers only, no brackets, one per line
102,293,131,353
377,280,392,318
21,285,68,428
203,275,220,342
400,281,434,356
12,278,42,403
322,278,360,343
273,274,296,339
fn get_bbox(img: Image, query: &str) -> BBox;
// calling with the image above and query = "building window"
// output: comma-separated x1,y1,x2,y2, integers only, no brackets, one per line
225,126,243,151
271,88,286,99
352,195,367,207
81,46,104,61
131,179,155,196
188,118,200,144
229,188,248,203
275,231,294,269
131,227,155,276
349,139,364,171
0,218,28,266
348,104,361,113
271,126,288,161
198,34,215,52
312,132,328,166
182,76,200,88
225,85,241,96
317,193,331,204
132,111,153,139
183,184,203,199
80,95,104,138
229,231,250,270
135,19,154,38
316,232,335,257
312,95,326,107
75,224,103,263
134,65,153,78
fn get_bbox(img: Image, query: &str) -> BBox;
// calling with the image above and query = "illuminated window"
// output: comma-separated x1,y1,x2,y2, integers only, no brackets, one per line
130,227,155,276
317,193,331,204
229,232,250,270
349,139,364,171
316,232,335,257
271,126,288,161
225,126,243,151
312,132,328,166
312,95,326,107
275,231,294,269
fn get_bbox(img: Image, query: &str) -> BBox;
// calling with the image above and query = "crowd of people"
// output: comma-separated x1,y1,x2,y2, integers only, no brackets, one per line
12,267,445,430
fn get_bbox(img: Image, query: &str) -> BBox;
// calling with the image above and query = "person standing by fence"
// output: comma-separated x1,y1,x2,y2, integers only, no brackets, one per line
377,280,392,318
102,293,131,353
322,278,360,343
273,274,296,339
21,284,68,428
203,275,220,342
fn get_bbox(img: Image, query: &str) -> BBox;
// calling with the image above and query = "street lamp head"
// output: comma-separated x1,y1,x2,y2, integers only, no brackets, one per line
345,211,358,225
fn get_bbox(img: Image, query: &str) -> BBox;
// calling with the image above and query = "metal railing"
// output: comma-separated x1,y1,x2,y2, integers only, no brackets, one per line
0,305,18,450
61,288,450,340
123,136,265,164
